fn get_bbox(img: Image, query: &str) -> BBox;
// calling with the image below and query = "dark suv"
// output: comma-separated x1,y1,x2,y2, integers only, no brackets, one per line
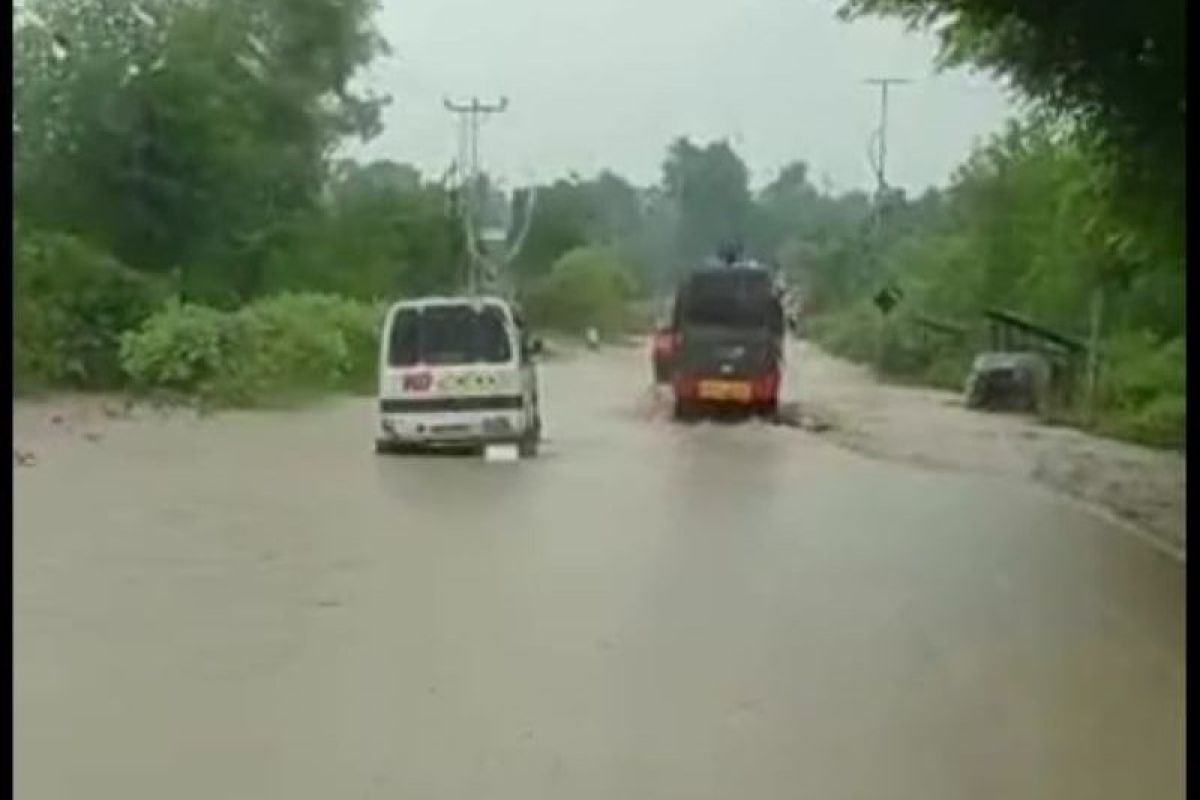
668,264,785,419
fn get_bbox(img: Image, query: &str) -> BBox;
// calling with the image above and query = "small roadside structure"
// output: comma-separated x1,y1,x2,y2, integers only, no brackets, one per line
964,351,1053,413
965,309,1089,414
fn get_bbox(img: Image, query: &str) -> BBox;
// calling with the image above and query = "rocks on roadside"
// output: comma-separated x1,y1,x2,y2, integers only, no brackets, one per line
776,402,836,433
101,398,136,420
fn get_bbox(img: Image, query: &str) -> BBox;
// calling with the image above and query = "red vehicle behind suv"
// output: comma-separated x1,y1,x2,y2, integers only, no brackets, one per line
651,326,676,383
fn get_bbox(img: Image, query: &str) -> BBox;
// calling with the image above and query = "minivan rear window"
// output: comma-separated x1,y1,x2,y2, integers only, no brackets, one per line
387,304,513,366
388,309,421,366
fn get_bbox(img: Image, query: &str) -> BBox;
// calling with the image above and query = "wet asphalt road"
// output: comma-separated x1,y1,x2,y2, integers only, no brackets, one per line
13,345,1185,799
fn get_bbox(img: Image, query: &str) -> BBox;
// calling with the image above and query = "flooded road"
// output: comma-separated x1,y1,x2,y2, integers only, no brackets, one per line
14,345,1184,799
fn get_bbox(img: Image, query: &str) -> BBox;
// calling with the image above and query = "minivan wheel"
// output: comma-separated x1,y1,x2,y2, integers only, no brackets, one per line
377,439,419,455
518,431,539,458
673,398,697,422
518,414,541,458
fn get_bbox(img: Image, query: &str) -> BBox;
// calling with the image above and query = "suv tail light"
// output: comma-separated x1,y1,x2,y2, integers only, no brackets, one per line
673,372,698,399
751,370,780,400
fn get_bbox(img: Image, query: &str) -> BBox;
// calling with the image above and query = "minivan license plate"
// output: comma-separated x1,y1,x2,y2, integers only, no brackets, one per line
698,380,751,402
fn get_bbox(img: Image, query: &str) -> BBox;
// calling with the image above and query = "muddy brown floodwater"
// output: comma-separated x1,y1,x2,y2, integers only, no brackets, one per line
13,343,1185,800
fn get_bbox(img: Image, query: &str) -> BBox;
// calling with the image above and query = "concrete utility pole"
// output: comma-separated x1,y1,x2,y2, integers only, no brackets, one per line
443,96,508,294
863,77,909,202
863,78,909,377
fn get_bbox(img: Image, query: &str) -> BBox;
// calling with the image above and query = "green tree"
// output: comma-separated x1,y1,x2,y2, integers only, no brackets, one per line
586,170,643,245
509,178,593,284
661,138,753,267
807,119,1184,446
13,0,390,300
838,0,1184,265
524,246,636,337
260,161,462,300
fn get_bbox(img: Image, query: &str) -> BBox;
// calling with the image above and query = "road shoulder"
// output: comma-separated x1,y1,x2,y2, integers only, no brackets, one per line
789,341,1186,560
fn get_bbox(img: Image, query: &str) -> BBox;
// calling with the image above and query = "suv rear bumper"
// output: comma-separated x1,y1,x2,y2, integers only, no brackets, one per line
671,370,780,404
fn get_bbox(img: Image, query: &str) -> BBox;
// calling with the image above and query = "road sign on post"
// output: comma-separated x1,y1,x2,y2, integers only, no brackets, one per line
871,282,903,376
873,284,902,315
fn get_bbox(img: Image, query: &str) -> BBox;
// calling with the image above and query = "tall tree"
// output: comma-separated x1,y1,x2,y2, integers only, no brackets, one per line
13,0,390,300
661,138,753,267
586,170,643,245
838,0,1184,264
509,179,593,284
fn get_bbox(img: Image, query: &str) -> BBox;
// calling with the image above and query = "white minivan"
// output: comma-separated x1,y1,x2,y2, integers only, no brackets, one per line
375,295,542,457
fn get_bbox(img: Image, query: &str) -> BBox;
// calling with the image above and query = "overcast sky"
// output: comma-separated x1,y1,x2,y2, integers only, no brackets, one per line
346,0,1016,193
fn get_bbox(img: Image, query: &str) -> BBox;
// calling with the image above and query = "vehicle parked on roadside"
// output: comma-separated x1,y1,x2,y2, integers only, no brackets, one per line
669,262,785,419
375,296,542,457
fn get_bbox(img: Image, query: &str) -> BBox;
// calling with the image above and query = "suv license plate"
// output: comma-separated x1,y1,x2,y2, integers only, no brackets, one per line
698,380,751,402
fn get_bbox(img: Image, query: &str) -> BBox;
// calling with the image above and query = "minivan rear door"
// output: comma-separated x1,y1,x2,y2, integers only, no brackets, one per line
383,303,521,400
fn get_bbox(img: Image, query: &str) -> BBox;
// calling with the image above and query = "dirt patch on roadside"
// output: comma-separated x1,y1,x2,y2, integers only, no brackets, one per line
790,342,1186,559
12,394,204,462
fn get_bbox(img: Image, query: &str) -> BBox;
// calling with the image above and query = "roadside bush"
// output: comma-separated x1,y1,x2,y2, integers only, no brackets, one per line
245,293,384,393
1103,393,1186,449
1095,334,1185,448
812,303,980,390
14,223,166,393
524,246,636,338
876,318,936,378
1100,333,1185,410
120,293,383,407
623,298,658,336
118,301,239,397
921,347,974,391
807,303,879,364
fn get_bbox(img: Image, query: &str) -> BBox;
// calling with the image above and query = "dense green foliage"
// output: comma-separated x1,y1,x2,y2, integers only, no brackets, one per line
804,121,1184,447
523,247,637,338
120,293,383,406
14,222,167,393
509,171,648,290
258,161,464,301
12,0,450,405
14,0,392,302
823,0,1186,446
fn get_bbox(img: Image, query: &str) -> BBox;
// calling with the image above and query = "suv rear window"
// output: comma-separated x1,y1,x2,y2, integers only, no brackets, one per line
388,304,513,366
675,271,780,330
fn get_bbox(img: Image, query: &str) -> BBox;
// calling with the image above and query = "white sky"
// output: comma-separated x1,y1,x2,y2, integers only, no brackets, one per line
345,0,1016,193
